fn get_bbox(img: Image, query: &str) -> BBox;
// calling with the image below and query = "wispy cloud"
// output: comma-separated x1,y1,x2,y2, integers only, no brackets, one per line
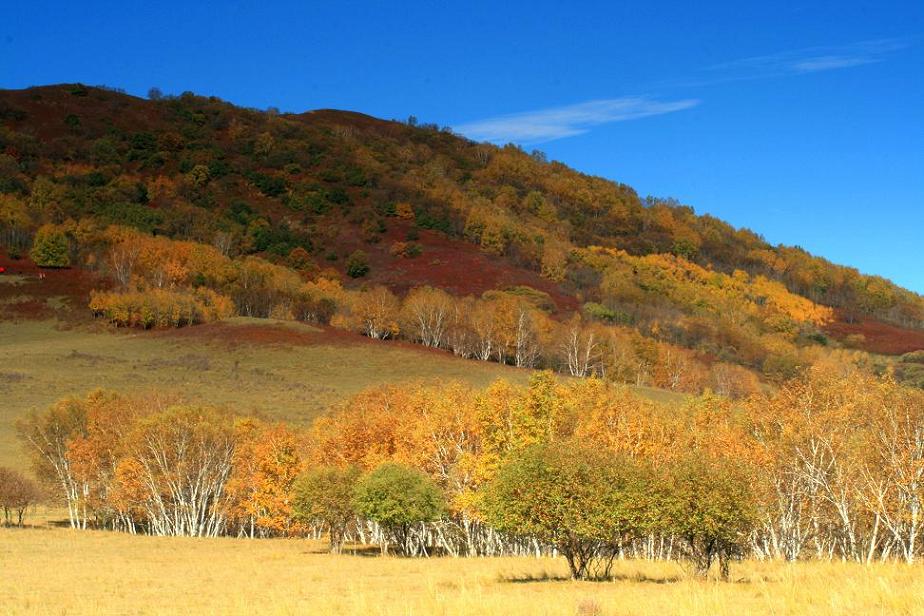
705,38,909,80
453,38,909,145
454,96,700,144
790,55,875,72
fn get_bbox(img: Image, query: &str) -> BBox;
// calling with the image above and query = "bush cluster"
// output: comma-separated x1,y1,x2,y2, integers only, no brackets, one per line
89,287,233,328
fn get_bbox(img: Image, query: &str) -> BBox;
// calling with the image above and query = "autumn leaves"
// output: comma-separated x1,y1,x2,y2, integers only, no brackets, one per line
16,365,924,576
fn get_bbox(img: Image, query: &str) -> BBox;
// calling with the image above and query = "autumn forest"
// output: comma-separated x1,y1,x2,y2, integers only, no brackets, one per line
2,82,924,614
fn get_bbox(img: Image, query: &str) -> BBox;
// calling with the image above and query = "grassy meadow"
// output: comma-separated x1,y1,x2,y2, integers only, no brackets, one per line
0,266,681,472
0,317,537,471
1,520,922,616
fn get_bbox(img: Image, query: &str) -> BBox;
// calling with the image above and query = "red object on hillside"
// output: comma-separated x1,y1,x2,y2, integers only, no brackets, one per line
0,266,6,274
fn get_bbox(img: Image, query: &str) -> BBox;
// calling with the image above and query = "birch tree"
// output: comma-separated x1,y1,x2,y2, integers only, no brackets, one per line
117,406,237,536
402,286,453,348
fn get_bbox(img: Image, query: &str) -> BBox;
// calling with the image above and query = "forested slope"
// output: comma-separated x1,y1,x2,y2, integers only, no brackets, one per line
2,83,923,391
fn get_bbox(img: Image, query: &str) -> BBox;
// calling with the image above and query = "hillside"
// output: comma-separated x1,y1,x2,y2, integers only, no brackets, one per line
2,83,923,391
0,255,680,472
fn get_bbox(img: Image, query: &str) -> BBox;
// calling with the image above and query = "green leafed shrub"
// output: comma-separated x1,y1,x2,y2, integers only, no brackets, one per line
293,465,361,553
481,442,651,580
352,463,444,555
346,250,369,278
30,224,70,268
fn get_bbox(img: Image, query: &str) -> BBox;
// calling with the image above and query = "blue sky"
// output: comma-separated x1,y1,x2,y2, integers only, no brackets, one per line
3,1,923,291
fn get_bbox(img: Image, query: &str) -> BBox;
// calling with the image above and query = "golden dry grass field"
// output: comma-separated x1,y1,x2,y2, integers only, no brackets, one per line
0,318,527,471
0,317,681,472
1,520,923,616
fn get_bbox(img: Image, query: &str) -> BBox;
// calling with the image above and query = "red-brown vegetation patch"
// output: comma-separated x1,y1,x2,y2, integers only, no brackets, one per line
341,221,580,314
0,253,104,322
824,313,924,355
293,109,398,132
0,85,156,146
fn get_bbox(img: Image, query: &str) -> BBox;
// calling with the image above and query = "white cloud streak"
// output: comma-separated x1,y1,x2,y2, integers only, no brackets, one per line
454,96,700,144
706,38,909,79
452,38,909,145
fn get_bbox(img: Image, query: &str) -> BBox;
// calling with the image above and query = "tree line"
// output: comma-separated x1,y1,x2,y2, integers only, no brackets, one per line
16,363,924,579
23,223,795,396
